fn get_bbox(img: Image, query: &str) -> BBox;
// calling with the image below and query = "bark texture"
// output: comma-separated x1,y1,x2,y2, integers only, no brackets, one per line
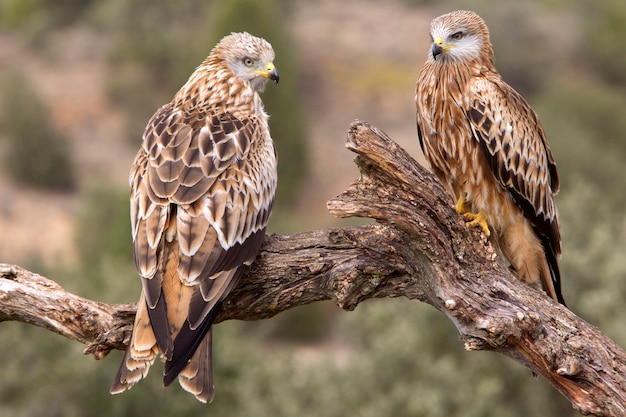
1,121,624,416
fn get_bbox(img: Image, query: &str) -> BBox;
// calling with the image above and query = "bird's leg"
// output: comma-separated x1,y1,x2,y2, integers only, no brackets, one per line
455,194,490,236
454,194,467,214
464,211,491,236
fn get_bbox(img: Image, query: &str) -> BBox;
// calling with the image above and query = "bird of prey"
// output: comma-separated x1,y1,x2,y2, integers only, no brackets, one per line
110,32,279,403
415,10,565,305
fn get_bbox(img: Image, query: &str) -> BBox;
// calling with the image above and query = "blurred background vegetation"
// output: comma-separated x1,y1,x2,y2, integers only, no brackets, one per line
0,0,624,416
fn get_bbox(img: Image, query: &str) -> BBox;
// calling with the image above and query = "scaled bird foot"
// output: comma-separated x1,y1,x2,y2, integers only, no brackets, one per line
454,194,467,214
463,211,491,236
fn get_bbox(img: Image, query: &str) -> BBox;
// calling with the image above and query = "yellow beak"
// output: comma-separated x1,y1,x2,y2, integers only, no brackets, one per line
255,62,280,83
432,37,445,59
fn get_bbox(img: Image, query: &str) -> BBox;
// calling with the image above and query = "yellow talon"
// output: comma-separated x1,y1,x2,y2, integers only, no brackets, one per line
454,194,490,236
455,194,467,214
463,211,491,236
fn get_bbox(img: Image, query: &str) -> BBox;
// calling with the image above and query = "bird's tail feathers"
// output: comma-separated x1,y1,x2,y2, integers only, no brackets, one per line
110,292,159,394
177,329,215,403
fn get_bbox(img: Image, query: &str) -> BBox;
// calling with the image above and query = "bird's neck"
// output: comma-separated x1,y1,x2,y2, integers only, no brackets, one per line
432,60,473,86
430,56,496,83
173,62,266,121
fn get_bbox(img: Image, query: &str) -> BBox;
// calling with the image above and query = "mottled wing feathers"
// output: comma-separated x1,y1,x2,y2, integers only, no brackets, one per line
128,102,274,390
113,31,278,403
466,77,560,254
416,114,425,153
465,76,564,304
131,103,271,279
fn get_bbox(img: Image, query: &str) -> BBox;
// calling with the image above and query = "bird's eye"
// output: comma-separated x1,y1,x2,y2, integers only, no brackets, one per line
243,57,254,67
451,31,463,41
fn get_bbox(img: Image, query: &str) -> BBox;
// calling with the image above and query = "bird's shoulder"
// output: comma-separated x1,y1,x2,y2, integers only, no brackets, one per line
130,98,275,250
465,71,540,128
465,72,559,192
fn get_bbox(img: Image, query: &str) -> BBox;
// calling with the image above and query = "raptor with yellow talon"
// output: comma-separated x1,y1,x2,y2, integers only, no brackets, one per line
415,11,565,305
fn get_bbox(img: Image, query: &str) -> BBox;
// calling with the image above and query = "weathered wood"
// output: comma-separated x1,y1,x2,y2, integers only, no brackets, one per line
0,120,624,416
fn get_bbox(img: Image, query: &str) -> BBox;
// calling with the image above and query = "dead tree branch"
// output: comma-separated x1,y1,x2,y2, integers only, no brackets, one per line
1,121,624,416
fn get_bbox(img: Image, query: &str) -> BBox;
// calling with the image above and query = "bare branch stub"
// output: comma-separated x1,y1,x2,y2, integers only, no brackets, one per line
0,263,135,358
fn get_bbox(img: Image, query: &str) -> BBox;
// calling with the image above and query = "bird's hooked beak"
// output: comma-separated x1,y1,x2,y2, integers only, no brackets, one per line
432,37,445,59
255,62,280,84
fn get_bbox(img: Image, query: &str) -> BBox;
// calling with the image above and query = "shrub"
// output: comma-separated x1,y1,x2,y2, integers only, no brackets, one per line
0,73,75,191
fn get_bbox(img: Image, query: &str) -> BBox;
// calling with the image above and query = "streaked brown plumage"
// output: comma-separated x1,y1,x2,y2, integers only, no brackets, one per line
415,10,564,304
110,32,279,402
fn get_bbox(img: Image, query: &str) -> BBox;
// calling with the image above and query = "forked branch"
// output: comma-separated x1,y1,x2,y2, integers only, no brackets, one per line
0,121,624,416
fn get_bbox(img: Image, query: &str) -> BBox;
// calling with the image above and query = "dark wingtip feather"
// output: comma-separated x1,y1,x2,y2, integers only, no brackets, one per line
163,303,221,386
145,289,174,359
543,239,566,306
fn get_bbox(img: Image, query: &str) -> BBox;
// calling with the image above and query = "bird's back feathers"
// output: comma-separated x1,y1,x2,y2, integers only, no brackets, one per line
112,32,278,403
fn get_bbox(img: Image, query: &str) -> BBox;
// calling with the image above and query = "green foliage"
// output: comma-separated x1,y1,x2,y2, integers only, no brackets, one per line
401,0,438,6
584,0,626,87
558,181,626,347
0,0,41,28
0,0,97,41
534,79,626,208
481,5,555,96
75,183,132,267
0,73,75,191
96,0,216,144
70,183,136,302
